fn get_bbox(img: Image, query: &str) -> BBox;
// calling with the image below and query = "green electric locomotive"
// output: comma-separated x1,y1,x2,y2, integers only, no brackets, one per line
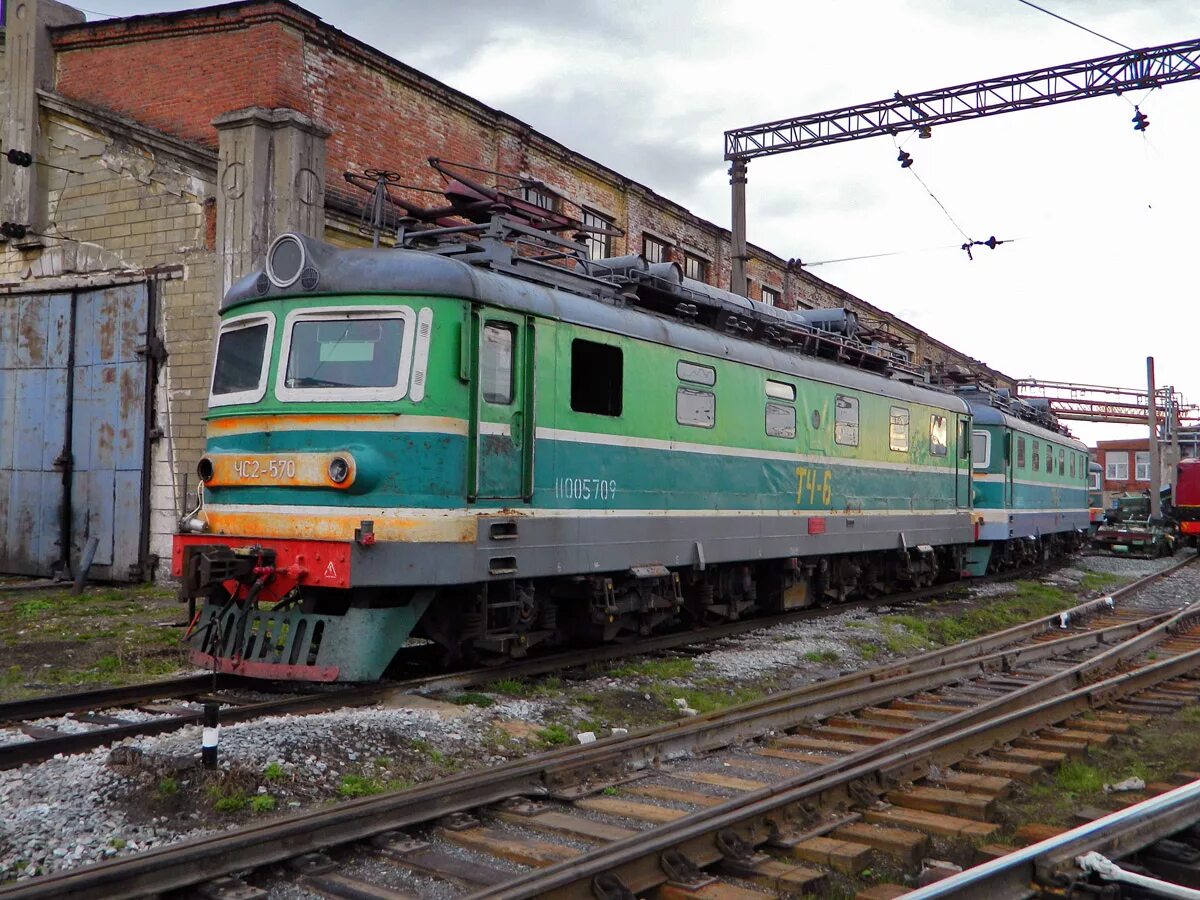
178,188,991,681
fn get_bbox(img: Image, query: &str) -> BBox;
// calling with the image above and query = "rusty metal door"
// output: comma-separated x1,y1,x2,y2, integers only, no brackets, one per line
0,293,72,576
68,285,151,581
0,285,151,580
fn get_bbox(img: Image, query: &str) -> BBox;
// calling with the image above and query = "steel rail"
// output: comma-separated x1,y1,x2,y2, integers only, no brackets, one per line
0,557,1191,898
0,554,1106,770
472,590,1200,897
899,768,1200,898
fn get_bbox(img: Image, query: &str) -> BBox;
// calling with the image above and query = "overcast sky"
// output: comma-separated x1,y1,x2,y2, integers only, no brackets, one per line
89,0,1199,445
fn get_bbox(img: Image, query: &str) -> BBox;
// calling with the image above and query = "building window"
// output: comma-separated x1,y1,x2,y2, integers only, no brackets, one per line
930,415,948,457
1016,436,1026,469
644,234,671,264
889,406,910,453
677,387,715,428
1106,451,1129,481
522,184,558,212
581,208,613,261
1135,451,1151,481
684,252,709,282
482,323,514,405
765,402,796,438
761,286,781,306
570,339,622,416
834,395,859,446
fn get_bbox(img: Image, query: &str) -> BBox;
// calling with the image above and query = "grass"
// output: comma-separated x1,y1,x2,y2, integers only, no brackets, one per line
157,777,179,797
449,692,494,707
802,649,840,664
536,724,574,747
250,795,276,813
881,581,1074,649
1080,572,1127,593
337,774,385,798
610,658,696,679
1055,761,1104,794
208,788,249,813
263,762,286,782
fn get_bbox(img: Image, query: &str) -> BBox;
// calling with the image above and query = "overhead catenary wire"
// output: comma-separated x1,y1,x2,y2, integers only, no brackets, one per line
1012,0,1134,52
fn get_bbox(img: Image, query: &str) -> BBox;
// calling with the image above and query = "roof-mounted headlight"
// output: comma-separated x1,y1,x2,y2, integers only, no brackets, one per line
265,233,306,289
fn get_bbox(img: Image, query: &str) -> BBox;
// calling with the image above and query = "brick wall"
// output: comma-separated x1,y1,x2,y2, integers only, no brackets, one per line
49,1,1013,386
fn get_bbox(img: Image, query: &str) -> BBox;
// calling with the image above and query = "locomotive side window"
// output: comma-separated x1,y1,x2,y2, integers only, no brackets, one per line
972,430,990,469
276,307,414,402
210,314,273,407
677,387,715,428
481,323,514,404
1058,448,1065,475
677,361,716,386
1047,445,1055,473
765,379,795,401
571,339,623,416
1032,441,1040,471
765,402,796,438
834,395,859,446
1016,436,1026,469
957,419,970,459
1070,453,1076,478
929,414,947,457
889,406,910,452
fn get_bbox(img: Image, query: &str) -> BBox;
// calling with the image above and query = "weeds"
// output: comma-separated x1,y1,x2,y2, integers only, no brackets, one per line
536,724,573,747
610,658,696,679
250,795,276,813
450,692,494,707
802,649,840,664
337,774,385,798
157,777,179,797
1055,761,1104,794
263,762,286,782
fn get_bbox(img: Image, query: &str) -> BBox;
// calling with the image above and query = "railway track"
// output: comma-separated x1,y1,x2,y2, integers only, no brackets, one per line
0,558,1085,772
1,555,1195,899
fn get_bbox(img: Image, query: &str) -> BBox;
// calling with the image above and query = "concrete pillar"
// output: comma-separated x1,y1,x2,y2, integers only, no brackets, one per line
728,158,748,297
212,107,331,303
0,0,85,245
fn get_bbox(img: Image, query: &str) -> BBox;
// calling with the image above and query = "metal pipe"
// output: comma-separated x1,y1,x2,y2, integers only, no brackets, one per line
901,777,1200,899
1149,356,1163,519
1077,852,1200,899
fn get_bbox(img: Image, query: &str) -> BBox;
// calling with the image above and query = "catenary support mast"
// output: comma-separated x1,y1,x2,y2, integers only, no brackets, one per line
725,37,1200,295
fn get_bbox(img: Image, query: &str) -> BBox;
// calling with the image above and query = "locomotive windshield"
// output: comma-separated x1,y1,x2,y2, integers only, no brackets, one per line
284,317,405,390
210,315,273,406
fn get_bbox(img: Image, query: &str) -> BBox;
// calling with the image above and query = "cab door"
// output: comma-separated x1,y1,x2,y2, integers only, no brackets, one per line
1005,431,1015,506
954,416,970,508
469,310,534,501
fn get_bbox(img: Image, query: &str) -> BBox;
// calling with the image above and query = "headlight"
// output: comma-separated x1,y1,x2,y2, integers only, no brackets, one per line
328,457,350,484
265,234,306,289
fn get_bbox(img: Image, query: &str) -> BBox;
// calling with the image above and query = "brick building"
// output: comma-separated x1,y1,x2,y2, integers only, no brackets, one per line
0,0,1015,581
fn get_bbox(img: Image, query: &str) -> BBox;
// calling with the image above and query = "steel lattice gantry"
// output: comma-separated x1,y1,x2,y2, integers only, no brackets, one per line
724,38,1200,293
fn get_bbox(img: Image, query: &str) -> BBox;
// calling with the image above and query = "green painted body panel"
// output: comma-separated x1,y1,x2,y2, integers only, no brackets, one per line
204,294,972,516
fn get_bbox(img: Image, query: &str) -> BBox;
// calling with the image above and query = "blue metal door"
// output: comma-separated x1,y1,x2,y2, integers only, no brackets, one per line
0,293,71,576
68,285,150,581
0,285,150,580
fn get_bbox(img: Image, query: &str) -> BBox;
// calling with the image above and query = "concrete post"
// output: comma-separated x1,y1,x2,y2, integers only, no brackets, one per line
212,107,331,303
729,158,748,297
0,0,85,245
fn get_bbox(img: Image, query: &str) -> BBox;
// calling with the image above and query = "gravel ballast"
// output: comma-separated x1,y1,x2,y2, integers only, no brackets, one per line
1,549,1194,884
